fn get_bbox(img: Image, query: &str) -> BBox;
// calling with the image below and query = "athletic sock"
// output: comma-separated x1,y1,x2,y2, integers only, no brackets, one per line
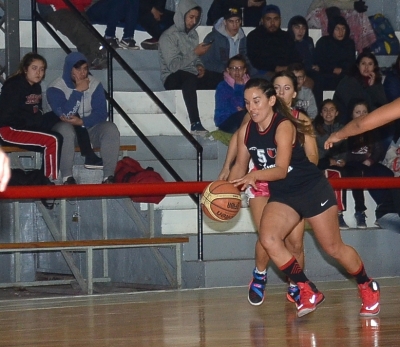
255,267,267,275
350,263,371,285
279,256,309,284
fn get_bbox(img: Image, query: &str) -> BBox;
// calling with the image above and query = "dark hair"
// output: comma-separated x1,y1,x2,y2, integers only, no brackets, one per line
350,50,382,84
348,97,370,117
73,59,88,69
287,15,309,41
11,52,47,80
226,54,247,70
313,99,339,135
287,62,306,74
244,78,313,144
271,70,298,94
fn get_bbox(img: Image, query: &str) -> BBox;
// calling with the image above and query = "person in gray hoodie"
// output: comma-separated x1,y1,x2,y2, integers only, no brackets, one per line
201,8,254,76
158,0,223,133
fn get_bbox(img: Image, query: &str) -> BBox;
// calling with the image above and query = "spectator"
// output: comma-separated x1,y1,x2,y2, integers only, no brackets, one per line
46,52,121,184
313,99,349,229
288,63,318,119
158,0,223,134
37,0,107,69
207,0,265,27
0,53,63,181
345,99,394,228
138,0,174,50
86,0,140,50
314,15,356,105
201,8,254,76
246,4,300,80
334,50,387,124
214,54,250,133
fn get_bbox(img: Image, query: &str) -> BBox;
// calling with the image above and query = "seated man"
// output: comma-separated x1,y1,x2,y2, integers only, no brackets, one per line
247,4,301,79
138,0,174,50
86,0,140,50
37,0,107,69
201,8,254,76
159,0,223,134
46,52,120,184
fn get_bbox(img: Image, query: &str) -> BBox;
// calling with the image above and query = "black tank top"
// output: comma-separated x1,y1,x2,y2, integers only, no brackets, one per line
244,112,322,195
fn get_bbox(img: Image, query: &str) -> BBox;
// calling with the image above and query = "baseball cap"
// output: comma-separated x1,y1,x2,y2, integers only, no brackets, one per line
261,4,281,17
224,8,242,20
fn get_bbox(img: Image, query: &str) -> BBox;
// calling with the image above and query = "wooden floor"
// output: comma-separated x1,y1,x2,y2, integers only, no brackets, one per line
0,278,399,346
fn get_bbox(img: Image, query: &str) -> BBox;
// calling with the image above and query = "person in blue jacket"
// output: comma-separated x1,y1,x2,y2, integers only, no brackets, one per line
46,52,120,184
214,54,249,133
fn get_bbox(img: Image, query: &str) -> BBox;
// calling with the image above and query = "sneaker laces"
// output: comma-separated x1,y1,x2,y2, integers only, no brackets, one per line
360,281,378,304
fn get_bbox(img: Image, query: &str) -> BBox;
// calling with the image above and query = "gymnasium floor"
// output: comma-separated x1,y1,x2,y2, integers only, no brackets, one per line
0,277,398,346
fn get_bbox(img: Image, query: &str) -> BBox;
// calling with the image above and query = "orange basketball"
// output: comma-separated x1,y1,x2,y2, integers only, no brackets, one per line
200,180,242,222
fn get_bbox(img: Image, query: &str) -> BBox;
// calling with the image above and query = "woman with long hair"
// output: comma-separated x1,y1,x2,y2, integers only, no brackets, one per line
229,77,380,318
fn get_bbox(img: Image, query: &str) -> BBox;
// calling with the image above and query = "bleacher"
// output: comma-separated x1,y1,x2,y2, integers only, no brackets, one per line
0,19,395,291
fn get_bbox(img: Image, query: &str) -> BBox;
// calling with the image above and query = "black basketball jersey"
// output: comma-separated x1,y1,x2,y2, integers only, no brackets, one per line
244,112,323,195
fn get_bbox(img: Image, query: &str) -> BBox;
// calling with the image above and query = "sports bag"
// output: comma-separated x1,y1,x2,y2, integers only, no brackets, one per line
114,157,165,204
8,169,55,209
368,14,400,55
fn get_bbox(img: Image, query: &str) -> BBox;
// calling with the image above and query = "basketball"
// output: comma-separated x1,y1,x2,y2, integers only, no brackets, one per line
200,180,242,222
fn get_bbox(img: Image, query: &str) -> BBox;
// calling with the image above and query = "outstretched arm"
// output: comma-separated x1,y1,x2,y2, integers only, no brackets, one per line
325,98,400,149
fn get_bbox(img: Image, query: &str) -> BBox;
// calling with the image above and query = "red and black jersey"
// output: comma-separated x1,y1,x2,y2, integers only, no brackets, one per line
244,112,322,196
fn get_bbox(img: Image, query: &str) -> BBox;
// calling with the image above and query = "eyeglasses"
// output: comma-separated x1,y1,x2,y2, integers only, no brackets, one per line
228,66,245,71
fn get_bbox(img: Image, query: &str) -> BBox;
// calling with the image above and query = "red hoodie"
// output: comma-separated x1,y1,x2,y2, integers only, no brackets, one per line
36,0,91,12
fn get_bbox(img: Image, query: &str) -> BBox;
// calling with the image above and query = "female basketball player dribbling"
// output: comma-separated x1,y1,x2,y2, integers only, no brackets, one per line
229,78,380,318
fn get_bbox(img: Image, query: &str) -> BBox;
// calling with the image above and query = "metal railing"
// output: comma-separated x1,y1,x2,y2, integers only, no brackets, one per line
6,0,206,260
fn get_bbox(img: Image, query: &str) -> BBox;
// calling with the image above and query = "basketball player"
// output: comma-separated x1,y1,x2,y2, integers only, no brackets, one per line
223,71,318,306
229,78,380,317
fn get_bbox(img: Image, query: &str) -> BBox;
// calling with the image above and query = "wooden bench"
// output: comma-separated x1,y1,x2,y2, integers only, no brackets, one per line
0,237,189,294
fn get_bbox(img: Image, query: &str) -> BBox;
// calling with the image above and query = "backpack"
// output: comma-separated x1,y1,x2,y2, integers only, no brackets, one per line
8,169,55,209
114,157,166,204
368,14,400,55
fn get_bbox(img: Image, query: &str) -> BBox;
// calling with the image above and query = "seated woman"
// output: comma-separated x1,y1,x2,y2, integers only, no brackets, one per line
334,50,387,124
345,99,394,228
0,53,63,181
214,54,250,134
313,99,349,229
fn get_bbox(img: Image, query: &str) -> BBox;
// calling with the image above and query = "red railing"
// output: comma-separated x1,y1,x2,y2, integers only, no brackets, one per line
0,177,399,200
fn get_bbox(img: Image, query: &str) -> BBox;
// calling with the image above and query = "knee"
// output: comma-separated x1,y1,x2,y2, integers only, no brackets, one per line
285,239,304,259
320,240,343,259
102,122,120,141
53,122,75,144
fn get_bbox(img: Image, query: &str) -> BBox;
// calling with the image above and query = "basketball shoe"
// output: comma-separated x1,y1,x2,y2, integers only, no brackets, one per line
296,282,325,317
248,269,267,306
359,280,380,316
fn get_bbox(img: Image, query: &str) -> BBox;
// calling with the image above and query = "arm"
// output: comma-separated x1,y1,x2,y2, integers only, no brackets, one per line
0,149,10,192
82,82,108,128
325,98,400,149
159,34,200,74
47,86,84,117
299,112,318,165
218,131,239,180
231,120,295,190
306,91,318,119
227,124,250,183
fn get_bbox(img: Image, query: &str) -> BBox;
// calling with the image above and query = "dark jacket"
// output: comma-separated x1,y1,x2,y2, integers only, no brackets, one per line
334,76,388,124
314,16,355,74
0,74,45,129
201,17,253,74
247,26,300,72
346,130,384,164
383,69,400,102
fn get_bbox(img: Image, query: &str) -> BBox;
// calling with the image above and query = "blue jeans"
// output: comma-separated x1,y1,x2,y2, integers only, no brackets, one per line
86,0,139,39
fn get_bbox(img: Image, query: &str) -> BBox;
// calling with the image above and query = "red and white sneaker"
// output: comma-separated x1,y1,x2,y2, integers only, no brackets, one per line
359,280,380,316
296,282,325,317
